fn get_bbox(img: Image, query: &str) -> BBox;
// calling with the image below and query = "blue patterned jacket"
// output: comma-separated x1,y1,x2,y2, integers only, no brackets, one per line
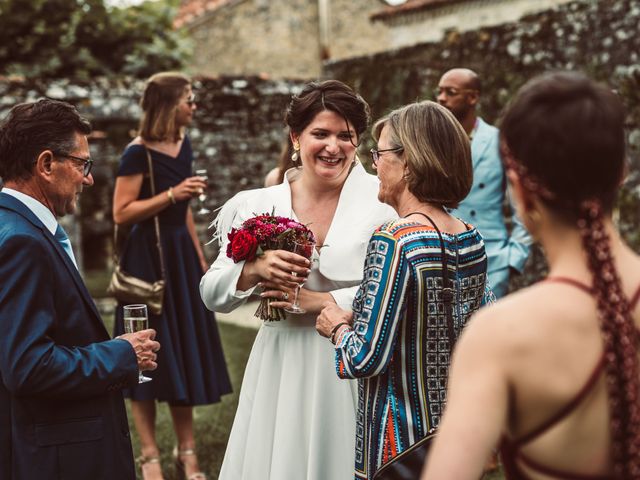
335,220,487,479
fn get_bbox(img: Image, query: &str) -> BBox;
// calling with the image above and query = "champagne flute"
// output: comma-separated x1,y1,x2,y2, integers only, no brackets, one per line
284,239,316,314
194,169,211,216
123,304,152,384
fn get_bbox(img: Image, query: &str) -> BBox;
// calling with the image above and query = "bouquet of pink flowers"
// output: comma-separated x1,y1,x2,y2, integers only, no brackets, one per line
226,212,315,320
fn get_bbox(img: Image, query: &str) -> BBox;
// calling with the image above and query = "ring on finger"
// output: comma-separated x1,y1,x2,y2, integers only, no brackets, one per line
282,292,289,301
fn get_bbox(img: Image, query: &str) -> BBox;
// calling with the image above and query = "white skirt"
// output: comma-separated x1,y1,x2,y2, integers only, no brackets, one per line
219,313,358,480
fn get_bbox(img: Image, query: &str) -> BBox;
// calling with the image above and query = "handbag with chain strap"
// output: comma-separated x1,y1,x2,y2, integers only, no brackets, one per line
107,146,166,315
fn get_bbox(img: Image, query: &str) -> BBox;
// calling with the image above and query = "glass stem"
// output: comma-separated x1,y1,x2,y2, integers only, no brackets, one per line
293,285,301,307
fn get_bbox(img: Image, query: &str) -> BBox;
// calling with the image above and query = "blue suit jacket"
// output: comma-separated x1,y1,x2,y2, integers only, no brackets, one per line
452,118,531,297
0,192,138,480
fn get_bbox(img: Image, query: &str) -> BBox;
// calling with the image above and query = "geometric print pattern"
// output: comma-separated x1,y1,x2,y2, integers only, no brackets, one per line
335,220,487,479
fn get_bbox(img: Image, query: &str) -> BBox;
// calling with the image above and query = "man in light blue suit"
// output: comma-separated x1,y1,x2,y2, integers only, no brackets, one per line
437,68,531,298
0,99,160,479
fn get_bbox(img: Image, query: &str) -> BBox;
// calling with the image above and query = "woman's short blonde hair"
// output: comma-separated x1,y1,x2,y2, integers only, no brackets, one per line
139,72,191,142
373,100,472,208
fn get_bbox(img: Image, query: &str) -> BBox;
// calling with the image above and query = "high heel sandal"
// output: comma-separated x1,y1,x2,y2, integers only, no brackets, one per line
173,446,207,480
136,455,163,480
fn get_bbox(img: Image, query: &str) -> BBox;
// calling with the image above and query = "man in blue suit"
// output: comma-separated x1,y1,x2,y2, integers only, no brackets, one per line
0,99,161,479
437,68,531,298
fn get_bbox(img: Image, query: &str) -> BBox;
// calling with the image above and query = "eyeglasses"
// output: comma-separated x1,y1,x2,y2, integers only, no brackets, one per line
434,87,477,98
185,94,196,107
370,147,403,166
52,151,93,176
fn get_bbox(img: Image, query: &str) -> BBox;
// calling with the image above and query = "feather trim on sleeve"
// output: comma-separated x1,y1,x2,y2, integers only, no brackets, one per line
207,189,258,246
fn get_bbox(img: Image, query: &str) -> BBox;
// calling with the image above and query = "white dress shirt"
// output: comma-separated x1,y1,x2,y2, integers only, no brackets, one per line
1,187,78,267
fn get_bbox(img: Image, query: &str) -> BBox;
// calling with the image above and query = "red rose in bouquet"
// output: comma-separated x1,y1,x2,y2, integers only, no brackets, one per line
227,229,259,262
226,211,315,320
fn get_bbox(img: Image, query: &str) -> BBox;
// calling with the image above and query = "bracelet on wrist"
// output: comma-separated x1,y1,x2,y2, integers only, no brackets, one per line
330,321,351,344
167,187,176,204
333,327,350,346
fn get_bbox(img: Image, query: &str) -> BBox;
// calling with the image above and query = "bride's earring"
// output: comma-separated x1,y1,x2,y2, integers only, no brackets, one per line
291,142,300,166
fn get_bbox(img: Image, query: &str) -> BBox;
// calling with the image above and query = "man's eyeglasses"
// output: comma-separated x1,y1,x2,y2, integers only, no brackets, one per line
370,147,403,166
434,87,477,98
52,151,93,176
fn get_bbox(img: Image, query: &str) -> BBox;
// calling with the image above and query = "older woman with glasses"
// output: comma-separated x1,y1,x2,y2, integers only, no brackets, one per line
316,100,488,480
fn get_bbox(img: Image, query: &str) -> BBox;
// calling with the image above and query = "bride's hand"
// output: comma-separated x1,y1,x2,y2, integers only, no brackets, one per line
263,283,334,314
241,249,310,290
259,281,296,307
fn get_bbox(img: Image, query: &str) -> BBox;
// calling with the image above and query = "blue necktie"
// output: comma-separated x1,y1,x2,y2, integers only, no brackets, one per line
54,225,78,268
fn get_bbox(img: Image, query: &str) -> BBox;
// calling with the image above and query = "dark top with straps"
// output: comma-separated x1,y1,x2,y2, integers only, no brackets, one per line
500,276,640,480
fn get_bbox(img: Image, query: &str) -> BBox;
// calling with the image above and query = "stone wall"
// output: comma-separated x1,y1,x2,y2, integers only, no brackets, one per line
326,0,640,289
0,76,308,271
186,0,323,78
327,0,392,61
376,0,574,49
2,0,639,292
183,0,392,79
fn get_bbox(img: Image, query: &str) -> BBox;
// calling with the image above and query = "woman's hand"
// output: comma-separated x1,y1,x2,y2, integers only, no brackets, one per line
259,281,295,306
262,282,334,313
238,249,310,291
200,257,209,274
172,175,207,202
316,302,353,338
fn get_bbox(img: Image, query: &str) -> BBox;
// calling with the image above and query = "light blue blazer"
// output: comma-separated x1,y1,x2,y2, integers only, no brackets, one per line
452,118,531,297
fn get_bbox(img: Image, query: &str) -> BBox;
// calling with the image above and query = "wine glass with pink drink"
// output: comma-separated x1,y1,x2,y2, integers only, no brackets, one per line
284,239,316,314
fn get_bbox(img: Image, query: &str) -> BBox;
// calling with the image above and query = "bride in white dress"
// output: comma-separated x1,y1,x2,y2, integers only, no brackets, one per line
200,80,396,480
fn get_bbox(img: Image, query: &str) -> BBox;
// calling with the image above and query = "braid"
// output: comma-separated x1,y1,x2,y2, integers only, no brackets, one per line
500,71,638,477
577,202,640,477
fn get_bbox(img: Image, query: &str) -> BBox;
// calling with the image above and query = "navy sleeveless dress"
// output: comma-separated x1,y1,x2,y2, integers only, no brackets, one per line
113,136,232,405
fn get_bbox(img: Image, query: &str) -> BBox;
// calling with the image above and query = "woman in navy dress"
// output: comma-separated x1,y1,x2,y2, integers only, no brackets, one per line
113,72,232,480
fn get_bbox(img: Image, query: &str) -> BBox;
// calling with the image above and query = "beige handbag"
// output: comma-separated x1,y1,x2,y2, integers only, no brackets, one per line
107,146,166,315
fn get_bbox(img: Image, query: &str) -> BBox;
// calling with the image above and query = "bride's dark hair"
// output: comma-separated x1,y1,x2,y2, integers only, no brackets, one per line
500,71,639,477
284,80,370,147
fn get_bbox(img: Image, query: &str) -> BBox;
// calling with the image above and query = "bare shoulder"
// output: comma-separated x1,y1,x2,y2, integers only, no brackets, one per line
264,167,280,187
128,136,143,147
460,282,580,356
618,243,640,300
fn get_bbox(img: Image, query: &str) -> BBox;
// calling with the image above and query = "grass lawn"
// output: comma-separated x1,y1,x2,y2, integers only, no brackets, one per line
119,317,504,480
131,321,257,480
142,322,257,480
91,270,503,479
100,303,257,480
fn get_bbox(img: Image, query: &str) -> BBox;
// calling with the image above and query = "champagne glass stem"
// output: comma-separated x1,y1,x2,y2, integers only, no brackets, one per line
292,285,301,308
195,169,211,216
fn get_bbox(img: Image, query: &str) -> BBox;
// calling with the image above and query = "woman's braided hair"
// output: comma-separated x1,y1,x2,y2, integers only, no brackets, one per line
500,71,639,477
